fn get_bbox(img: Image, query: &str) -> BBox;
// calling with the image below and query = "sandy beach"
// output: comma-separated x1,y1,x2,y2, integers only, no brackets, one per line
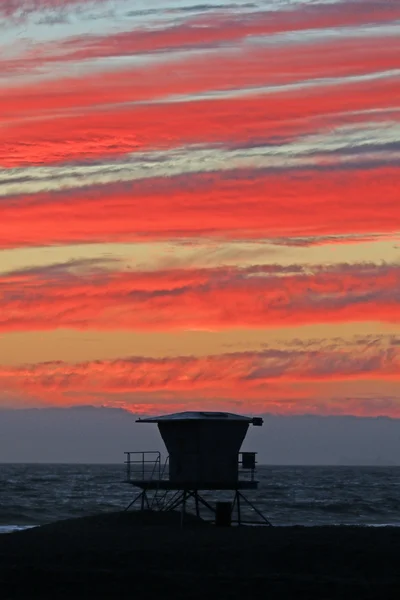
1,511,400,599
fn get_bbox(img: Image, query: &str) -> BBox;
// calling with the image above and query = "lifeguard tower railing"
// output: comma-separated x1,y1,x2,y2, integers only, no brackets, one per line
124,450,258,485
123,450,271,525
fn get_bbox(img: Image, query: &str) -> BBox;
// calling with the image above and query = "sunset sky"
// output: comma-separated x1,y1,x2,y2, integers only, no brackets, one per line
1,0,400,417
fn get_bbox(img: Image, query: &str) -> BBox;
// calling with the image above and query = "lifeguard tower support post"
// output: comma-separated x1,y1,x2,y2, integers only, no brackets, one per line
124,411,271,526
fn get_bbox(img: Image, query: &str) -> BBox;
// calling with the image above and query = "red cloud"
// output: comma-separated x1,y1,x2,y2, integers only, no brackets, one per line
1,343,400,416
1,166,398,247
0,261,399,332
3,35,399,114
0,2,400,82
2,74,398,167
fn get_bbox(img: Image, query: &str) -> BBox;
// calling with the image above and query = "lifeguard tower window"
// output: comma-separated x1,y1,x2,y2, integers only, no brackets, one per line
241,452,256,470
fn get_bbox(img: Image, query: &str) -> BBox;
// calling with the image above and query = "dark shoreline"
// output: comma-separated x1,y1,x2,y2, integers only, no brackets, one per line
1,511,400,599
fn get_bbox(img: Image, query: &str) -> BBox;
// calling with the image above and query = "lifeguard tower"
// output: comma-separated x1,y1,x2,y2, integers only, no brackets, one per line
124,411,272,526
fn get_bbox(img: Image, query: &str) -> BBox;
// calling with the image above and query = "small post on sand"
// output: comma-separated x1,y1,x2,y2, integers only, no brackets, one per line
237,490,241,525
195,491,200,518
180,490,186,528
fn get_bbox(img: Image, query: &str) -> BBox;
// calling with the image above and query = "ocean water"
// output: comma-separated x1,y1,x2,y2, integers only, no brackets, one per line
1,464,400,533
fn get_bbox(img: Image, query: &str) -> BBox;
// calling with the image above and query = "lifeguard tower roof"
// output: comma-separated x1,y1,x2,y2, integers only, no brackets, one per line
136,411,263,425
133,410,263,488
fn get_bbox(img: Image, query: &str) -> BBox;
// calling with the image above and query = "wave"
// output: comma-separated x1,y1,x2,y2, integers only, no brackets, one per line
258,499,386,516
0,525,36,534
1,464,400,528
28,476,64,483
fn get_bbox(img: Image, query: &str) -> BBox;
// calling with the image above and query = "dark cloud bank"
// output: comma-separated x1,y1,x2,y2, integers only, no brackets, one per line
0,406,399,465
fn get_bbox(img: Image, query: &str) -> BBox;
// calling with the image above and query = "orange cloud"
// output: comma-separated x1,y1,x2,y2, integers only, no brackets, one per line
1,166,398,247
1,341,400,416
0,261,399,332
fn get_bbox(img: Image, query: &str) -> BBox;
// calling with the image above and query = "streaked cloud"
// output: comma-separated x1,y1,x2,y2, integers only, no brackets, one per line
1,0,399,417
2,323,400,366
1,166,398,247
1,260,399,332
1,336,400,416
3,3,400,79
2,121,400,196
2,75,399,168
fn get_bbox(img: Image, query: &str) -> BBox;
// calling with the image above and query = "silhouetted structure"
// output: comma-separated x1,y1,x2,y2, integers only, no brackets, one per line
124,411,271,525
